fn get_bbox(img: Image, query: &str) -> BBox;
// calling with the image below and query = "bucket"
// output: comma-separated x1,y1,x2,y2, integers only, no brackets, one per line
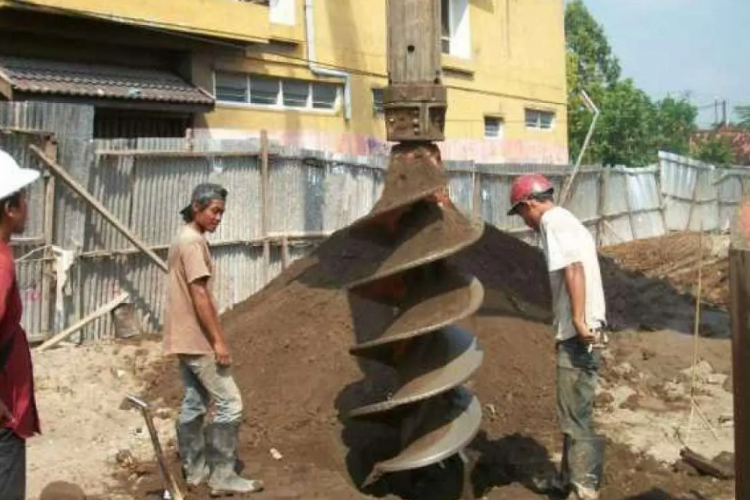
112,303,141,339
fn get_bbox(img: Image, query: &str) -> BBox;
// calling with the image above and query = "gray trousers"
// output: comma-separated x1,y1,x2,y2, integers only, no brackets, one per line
0,428,25,500
556,336,600,438
178,354,244,425
556,336,604,490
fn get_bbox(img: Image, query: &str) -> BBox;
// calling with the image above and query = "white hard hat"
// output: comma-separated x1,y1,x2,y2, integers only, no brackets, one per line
0,149,40,200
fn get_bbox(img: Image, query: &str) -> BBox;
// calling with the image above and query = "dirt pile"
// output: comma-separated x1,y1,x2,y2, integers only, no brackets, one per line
134,224,730,499
601,232,729,309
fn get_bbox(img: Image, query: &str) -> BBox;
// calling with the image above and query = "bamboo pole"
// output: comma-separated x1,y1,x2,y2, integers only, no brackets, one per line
29,145,168,273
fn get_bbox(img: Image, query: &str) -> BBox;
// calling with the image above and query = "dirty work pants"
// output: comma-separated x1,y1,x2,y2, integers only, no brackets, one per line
178,354,244,425
556,336,600,438
0,428,25,500
556,336,603,491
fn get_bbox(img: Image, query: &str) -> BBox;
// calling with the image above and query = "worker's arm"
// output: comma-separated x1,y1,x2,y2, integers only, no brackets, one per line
182,240,231,366
563,262,595,344
189,278,231,366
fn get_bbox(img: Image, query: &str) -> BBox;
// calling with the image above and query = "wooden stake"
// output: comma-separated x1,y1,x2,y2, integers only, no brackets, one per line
36,292,129,351
261,131,270,283
40,138,57,337
29,145,168,273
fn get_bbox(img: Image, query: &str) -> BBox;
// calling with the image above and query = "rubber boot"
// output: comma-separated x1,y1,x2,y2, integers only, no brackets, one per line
176,418,210,487
206,422,264,497
531,434,571,496
567,435,605,500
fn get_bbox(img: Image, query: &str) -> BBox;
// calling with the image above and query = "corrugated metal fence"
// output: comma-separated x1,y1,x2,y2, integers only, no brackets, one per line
0,102,746,342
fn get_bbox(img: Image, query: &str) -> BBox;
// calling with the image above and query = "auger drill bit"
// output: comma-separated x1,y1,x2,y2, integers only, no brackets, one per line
333,0,486,493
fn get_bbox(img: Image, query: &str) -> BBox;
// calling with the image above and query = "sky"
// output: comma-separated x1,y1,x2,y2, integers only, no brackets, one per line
573,0,750,128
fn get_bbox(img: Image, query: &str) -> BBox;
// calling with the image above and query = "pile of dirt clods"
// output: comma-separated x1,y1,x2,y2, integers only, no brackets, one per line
132,223,724,500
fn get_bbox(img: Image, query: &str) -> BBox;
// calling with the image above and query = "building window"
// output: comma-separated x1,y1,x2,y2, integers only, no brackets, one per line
215,71,340,111
372,88,384,115
484,116,504,139
441,0,471,59
525,109,555,130
269,0,295,25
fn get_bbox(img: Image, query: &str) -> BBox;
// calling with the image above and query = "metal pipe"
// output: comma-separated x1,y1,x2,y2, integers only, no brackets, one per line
304,0,352,121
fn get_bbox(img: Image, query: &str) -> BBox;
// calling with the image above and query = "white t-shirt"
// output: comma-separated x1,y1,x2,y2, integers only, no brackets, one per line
539,206,606,342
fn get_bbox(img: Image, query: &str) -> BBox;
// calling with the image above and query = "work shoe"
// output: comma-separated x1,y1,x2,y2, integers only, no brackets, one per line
206,422,264,497
569,482,600,500
176,418,210,486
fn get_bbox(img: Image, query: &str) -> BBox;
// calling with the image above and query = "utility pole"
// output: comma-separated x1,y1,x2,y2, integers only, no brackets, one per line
341,0,484,497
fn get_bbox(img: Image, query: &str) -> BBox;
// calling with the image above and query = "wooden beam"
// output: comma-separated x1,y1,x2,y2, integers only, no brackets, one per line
261,130,270,283
729,189,750,499
29,145,168,273
36,293,129,352
40,138,57,336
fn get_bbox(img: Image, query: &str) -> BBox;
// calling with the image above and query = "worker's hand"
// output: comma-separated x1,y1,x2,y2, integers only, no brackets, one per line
213,341,232,367
0,399,11,427
573,319,596,345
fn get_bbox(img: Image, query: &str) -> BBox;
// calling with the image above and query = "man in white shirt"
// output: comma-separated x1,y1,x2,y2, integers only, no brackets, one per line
507,173,607,500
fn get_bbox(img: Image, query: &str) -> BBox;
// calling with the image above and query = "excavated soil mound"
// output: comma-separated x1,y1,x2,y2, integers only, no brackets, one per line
134,224,729,500
601,232,729,309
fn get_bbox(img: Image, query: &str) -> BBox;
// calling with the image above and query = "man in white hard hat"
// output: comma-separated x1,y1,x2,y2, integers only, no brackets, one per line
0,149,42,500
507,173,607,500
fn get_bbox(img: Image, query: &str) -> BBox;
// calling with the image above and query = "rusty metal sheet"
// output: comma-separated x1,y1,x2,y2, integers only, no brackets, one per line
349,326,482,418
314,202,484,289
363,387,481,485
350,268,484,356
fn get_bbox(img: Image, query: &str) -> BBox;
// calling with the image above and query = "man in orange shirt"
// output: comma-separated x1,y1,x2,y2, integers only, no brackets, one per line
0,149,42,500
164,183,263,496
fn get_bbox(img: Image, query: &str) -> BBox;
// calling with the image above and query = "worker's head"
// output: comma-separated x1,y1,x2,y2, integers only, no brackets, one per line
39,480,86,500
0,149,40,237
507,173,555,231
180,182,227,233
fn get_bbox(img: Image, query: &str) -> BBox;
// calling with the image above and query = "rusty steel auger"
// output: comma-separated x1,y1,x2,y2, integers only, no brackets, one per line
325,0,486,493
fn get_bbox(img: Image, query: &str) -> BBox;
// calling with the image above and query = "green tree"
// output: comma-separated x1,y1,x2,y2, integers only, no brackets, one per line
653,96,698,156
565,0,620,164
593,79,656,166
736,105,750,130
565,1,698,167
693,135,736,167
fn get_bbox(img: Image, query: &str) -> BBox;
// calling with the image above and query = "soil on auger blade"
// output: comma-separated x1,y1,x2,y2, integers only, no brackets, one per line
134,223,730,500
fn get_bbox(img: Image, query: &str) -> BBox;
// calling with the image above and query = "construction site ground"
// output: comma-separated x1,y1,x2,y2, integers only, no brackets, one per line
26,230,735,500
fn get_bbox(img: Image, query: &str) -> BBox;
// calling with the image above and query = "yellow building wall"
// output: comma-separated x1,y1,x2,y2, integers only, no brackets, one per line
0,0,270,43
193,0,569,163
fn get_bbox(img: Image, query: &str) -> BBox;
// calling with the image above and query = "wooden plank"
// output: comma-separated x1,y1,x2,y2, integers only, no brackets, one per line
679,447,733,480
96,150,261,158
40,138,57,336
29,145,168,273
36,292,129,352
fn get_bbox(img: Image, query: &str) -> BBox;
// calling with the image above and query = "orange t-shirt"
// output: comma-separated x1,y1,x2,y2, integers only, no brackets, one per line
163,225,217,356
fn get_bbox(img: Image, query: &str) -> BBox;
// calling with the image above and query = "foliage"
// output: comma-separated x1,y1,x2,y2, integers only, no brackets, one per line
565,1,698,167
736,105,750,130
692,135,737,167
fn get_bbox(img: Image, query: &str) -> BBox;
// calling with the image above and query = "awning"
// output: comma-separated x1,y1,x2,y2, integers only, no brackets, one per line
0,56,214,111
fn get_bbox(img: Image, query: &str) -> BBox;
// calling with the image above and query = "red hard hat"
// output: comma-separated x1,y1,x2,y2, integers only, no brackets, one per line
507,173,554,215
